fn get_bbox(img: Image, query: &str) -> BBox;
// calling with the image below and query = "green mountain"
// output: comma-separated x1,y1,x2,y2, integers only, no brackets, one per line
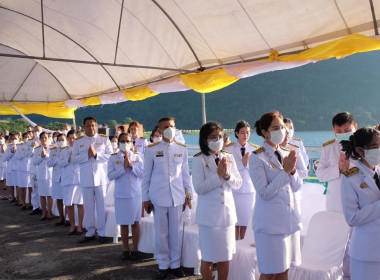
7,50,380,131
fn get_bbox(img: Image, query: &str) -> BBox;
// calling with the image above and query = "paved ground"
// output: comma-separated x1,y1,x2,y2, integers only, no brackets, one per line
0,199,204,280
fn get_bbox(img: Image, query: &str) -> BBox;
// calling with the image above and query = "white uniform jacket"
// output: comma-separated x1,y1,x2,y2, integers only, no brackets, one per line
249,142,303,234
0,144,7,168
316,138,355,212
225,142,258,193
14,141,34,172
142,141,192,207
47,146,62,183
58,146,80,186
72,133,112,187
133,137,148,156
3,144,17,172
341,161,380,261
192,150,242,227
287,143,308,180
32,145,53,180
108,150,144,199
290,137,309,167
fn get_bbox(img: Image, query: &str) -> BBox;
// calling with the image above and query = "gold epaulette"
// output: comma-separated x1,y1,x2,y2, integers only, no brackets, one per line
292,137,302,141
225,142,234,147
280,146,291,152
76,135,84,140
140,137,146,140
34,145,41,149
133,151,140,154
147,142,160,148
175,141,187,147
111,152,118,156
60,146,68,150
288,143,299,149
16,142,23,145
194,151,202,157
99,134,107,137
221,149,231,154
342,167,359,177
49,145,57,150
253,147,265,154
323,139,336,147
249,142,260,148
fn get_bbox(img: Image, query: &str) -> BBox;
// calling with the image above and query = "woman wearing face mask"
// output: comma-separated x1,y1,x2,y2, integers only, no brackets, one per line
0,135,7,200
110,136,118,153
128,121,148,156
33,132,54,220
47,133,66,225
108,133,144,261
149,126,162,144
4,133,19,202
249,111,302,280
340,128,380,279
192,121,242,280
58,130,84,235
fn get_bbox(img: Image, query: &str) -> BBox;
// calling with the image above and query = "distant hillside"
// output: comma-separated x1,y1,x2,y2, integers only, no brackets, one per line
6,50,380,131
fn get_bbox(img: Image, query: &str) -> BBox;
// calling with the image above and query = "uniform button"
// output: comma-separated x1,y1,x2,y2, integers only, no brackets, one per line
221,201,224,204
220,185,223,188
169,155,172,158
168,147,171,150
288,203,291,206
286,190,290,193
169,164,172,167
169,173,172,176
221,193,224,196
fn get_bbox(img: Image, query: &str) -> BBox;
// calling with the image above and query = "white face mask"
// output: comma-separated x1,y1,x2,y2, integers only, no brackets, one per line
269,128,286,145
119,142,131,152
34,132,40,139
336,132,353,142
163,127,175,140
61,130,68,135
288,129,294,139
153,136,162,143
12,140,18,145
0,139,4,145
56,141,66,148
363,148,380,166
208,138,224,152
24,138,29,143
53,137,57,143
111,142,118,149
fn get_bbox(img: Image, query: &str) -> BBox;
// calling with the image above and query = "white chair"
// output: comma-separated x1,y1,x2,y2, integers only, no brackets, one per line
222,208,259,280
138,215,155,253
104,180,121,243
289,211,350,280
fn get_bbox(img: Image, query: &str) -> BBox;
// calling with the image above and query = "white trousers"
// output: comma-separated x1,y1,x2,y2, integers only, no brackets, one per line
153,205,182,270
81,185,106,237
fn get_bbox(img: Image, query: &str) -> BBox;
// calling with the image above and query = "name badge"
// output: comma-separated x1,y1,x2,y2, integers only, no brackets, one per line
360,182,368,189
115,161,121,164
174,154,183,157
156,151,164,157
269,163,275,168
80,144,84,148
96,143,103,146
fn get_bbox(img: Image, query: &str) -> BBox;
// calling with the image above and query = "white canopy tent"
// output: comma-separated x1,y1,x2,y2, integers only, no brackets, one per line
1,0,380,120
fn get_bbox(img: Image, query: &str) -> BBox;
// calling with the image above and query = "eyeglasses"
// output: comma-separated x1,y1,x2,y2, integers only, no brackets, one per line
119,140,131,144
207,135,223,142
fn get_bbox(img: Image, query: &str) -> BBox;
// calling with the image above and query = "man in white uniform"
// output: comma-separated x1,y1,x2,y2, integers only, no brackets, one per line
142,117,192,279
72,116,112,244
315,111,357,280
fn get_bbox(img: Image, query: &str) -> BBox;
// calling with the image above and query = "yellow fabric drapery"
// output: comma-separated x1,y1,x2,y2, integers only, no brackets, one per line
0,102,76,119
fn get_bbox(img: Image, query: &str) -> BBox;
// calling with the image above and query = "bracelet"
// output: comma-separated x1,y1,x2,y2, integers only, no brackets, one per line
223,174,230,180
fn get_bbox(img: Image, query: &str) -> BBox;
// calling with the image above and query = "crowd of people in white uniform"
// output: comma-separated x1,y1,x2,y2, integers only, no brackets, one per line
1,111,379,280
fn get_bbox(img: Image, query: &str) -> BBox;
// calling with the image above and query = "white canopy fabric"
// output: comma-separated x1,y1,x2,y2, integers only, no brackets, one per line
1,0,380,117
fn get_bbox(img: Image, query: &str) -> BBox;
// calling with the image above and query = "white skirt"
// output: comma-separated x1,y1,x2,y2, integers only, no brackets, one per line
63,185,83,206
255,230,301,274
51,181,63,199
199,225,236,262
17,171,32,188
233,192,255,226
351,257,380,280
37,179,52,197
0,167,6,180
6,171,15,186
115,196,142,225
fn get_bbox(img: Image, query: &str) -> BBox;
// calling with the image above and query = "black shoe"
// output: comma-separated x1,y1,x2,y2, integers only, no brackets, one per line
98,236,108,244
21,206,27,210
68,230,77,235
129,251,139,261
156,269,168,280
120,250,130,261
54,221,65,226
29,208,40,215
170,267,185,278
78,236,96,244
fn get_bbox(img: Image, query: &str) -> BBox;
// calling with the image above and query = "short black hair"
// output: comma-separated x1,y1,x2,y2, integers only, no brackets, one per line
341,127,380,160
83,116,97,126
118,133,131,144
67,129,75,138
255,111,283,137
234,120,250,139
57,133,66,141
158,117,175,124
39,132,48,140
332,112,355,127
199,121,223,156
150,126,160,142
283,118,293,124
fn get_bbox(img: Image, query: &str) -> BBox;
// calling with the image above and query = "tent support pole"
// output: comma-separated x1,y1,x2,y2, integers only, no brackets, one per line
201,93,206,125
72,116,76,130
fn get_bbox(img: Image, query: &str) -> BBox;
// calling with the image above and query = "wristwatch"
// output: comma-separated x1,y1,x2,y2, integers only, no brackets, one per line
223,173,230,180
